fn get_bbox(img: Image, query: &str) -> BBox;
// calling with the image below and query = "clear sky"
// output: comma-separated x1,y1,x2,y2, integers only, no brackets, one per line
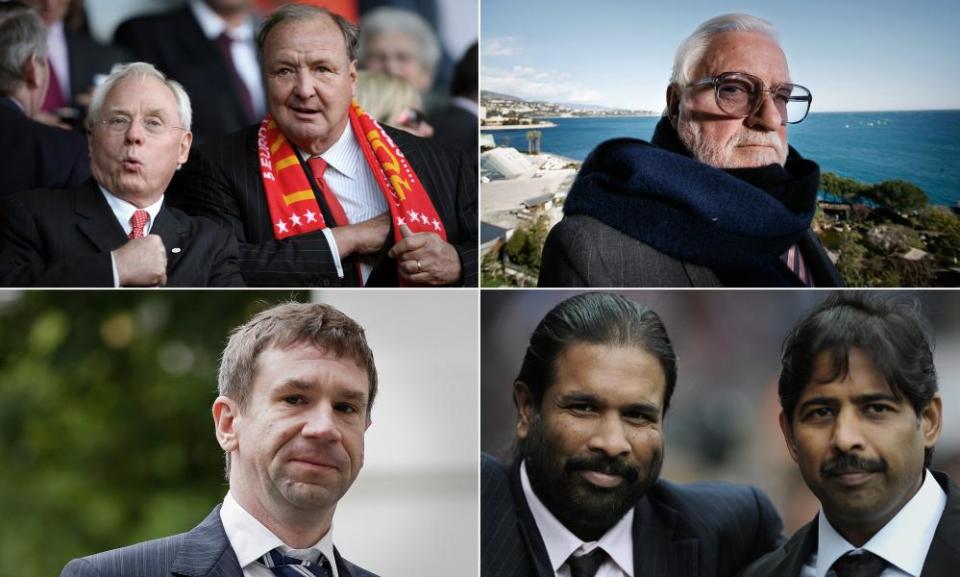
481,0,960,112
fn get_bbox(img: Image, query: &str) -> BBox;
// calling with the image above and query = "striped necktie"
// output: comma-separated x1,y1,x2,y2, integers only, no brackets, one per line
830,550,888,577
257,548,333,577
567,548,608,577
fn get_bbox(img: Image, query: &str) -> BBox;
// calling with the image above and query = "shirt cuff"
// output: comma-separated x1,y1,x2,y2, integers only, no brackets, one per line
110,250,120,288
321,228,344,279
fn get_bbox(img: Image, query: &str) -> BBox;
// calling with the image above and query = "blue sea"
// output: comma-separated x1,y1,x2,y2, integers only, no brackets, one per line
483,111,960,206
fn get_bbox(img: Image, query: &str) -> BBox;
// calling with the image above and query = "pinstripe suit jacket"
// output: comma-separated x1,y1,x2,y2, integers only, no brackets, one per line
0,180,244,287
61,505,379,577
739,471,960,577
169,124,478,287
481,453,783,577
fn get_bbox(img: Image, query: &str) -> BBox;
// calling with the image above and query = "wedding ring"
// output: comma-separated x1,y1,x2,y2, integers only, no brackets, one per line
416,259,423,273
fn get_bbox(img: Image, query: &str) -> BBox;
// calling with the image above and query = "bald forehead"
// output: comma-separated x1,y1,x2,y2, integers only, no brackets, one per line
693,31,790,85
263,14,349,61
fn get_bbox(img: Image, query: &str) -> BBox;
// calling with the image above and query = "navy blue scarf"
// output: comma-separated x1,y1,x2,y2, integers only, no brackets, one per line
563,117,820,284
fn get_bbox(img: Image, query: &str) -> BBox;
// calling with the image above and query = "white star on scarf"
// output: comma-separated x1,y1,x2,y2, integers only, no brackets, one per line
304,209,317,223
275,219,288,234
408,209,419,222
397,217,406,226
419,213,430,225
290,213,302,227
432,219,441,231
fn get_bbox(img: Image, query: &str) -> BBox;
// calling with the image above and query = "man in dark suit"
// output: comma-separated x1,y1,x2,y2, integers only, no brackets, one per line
539,13,841,288
0,61,243,287
741,294,958,577
169,4,477,287
114,0,265,143
62,302,380,576
482,292,783,577
0,2,89,196
429,42,478,175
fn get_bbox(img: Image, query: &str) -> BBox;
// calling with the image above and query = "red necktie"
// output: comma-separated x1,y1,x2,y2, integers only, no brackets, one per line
41,58,66,112
214,32,255,123
307,157,349,227
129,210,150,239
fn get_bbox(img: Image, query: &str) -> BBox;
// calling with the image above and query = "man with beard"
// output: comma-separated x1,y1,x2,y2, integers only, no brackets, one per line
741,294,959,577
62,302,378,576
481,292,784,577
538,13,842,288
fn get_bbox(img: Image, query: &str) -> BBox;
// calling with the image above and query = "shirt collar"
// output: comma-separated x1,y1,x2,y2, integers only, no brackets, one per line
189,0,254,41
220,492,339,577
451,96,479,117
816,469,947,577
520,460,635,577
98,185,163,235
300,121,363,182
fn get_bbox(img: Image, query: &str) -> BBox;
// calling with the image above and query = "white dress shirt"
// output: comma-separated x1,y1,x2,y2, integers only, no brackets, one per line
99,186,163,287
46,20,70,104
189,0,265,119
802,469,947,577
521,461,634,577
301,121,388,284
220,492,340,577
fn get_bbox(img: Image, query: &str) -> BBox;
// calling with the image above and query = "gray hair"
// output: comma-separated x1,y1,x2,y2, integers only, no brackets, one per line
670,13,780,86
86,62,192,132
358,7,440,74
0,1,48,96
256,4,359,64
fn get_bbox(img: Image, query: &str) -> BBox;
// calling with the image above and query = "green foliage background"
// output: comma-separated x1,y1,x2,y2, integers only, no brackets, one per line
0,291,308,577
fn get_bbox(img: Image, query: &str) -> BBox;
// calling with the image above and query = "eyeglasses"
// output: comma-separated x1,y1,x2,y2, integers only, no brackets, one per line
97,115,186,136
689,71,812,124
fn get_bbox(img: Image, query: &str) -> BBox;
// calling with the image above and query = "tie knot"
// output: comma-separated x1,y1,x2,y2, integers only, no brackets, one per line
567,548,608,577
831,550,888,577
129,209,150,239
259,548,331,577
308,156,329,179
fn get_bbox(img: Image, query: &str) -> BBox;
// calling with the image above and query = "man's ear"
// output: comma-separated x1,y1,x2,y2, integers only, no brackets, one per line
779,411,799,463
23,53,43,90
212,396,240,453
921,394,943,451
666,83,681,127
514,381,536,441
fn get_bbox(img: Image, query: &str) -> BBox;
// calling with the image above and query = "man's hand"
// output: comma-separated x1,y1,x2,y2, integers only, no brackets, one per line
114,234,167,286
331,212,391,257
388,225,461,285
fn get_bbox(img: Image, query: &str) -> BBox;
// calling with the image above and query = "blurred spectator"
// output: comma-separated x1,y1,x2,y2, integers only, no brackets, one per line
428,41,476,173
113,0,265,143
356,70,433,137
25,0,129,127
358,7,443,112
0,1,89,196
255,0,358,21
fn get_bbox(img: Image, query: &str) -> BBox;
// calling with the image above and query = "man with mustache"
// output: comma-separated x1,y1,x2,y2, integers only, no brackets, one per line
741,294,959,577
482,292,784,577
539,13,842,287
0,61,243,287
62,302,379,576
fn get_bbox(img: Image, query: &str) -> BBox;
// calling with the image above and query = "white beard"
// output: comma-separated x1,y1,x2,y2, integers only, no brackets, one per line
678,118,788,169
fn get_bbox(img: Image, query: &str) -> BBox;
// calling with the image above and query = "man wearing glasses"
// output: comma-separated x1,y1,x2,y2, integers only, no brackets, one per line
539,13,842,288
0,62,243,287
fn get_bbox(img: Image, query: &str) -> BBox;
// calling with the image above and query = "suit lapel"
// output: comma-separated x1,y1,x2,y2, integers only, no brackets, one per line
151,205,187,273
74,181,128,252
170,505,243,577
631,496,699,577
920,472,960,577
508,462,557,577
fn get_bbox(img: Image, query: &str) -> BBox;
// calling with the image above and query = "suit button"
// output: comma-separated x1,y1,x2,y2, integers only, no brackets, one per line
322,279,330,286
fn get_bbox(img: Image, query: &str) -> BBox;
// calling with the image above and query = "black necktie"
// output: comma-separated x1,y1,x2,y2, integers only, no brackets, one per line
257,548,332,577
567,548,608,577
831,550,888,577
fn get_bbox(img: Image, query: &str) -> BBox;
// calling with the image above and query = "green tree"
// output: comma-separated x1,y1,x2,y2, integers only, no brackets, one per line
864,180,928,213
820,171,869,201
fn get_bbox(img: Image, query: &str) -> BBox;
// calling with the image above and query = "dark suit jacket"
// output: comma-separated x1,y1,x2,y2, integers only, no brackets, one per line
0,180,244,287
739,471,960,577
481,453,784,577
429,104,478,174
539,215,842,288
61,505,379,577
0,97,89,196
64,30,130,107
113,5,257,143
169,124,478,287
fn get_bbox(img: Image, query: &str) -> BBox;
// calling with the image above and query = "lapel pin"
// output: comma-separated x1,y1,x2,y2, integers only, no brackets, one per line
172,247,182,254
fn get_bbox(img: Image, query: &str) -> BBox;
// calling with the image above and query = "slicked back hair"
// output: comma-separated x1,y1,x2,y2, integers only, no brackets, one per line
779,293,938,465
0,1,47,96
256,4,359,65
515,293,677,417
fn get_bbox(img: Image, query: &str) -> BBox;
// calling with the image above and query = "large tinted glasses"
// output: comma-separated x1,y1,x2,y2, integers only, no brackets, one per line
691,71,812,124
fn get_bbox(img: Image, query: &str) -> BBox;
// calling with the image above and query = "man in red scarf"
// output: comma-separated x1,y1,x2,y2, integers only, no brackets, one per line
170,4,476,287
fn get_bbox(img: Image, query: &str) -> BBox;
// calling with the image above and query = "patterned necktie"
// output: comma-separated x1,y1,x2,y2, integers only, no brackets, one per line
128,209,150,239
567,548,608,577
258,548,333,577
307,156,349,227
781,243,812,286
830,550,888,577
